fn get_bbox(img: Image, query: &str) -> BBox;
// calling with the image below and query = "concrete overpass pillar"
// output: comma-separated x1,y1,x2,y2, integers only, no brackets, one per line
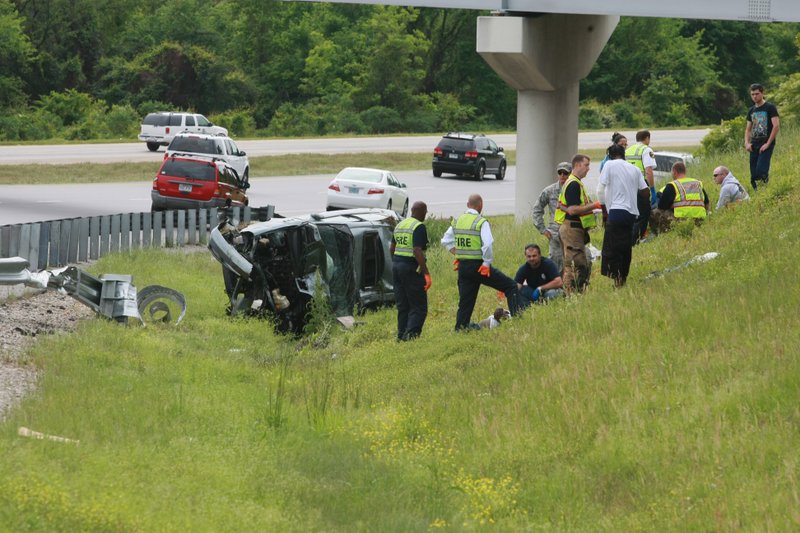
477,14,619,221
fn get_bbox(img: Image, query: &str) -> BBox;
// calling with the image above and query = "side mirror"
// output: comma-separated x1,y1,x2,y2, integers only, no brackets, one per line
242,182,251,190
239,151,246,156
497,147,504,153
401,183,407,188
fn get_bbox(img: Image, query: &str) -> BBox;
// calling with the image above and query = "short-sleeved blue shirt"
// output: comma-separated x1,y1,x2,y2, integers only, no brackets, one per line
514,257,560,288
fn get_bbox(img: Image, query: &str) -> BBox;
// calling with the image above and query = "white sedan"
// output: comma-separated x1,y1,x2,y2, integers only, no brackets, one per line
326,167,409,217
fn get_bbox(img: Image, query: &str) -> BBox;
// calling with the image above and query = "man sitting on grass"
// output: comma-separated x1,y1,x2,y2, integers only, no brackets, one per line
514,244,564,306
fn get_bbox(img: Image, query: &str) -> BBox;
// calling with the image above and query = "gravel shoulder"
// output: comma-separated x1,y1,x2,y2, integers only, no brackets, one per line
0,287,94,420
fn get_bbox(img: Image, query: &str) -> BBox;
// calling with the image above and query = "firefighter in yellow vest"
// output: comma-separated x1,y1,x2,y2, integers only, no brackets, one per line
441,194,521,331
556,154,601,294
390,201,431,341
625,129,657,242
650,161,709,234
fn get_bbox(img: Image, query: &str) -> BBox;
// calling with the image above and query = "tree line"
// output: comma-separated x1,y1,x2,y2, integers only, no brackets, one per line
1,0,798,141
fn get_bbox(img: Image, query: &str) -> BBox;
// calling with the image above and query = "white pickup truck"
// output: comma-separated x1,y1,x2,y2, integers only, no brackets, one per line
138,112,228,151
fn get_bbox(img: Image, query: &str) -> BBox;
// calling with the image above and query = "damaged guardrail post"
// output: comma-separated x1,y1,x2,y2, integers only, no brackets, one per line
0,257,186,326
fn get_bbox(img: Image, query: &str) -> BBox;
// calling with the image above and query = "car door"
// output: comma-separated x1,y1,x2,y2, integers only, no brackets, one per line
487,139,501,172
196,114,213,136
385,173,401,208
224,138,246,177
219,166,247,206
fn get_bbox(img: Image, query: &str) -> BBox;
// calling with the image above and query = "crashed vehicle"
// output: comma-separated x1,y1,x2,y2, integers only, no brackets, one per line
208,208,398,333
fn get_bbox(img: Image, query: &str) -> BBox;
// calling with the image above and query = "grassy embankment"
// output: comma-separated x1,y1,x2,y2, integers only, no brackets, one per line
0,145,701,185
0,133,798,530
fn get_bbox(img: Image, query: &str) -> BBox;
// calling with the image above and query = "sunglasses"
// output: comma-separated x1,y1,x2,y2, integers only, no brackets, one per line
713,173,722,177
557,170,569,176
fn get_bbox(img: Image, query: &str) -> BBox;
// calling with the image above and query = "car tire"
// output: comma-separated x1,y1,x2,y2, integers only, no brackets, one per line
474,163,485,181
146,142,160,152
433,169,442,178
401,199,409,217
496,161,507,180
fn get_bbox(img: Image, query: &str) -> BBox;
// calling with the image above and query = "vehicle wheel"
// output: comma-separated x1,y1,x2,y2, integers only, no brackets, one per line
474,163,485,181
433,169,442,178
401,199,409,217
386,200,392,212
496,161,507,180
146,142,160,152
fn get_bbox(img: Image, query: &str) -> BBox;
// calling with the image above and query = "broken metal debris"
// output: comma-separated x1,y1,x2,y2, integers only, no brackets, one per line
0,257,186,325
646,252,720,280
208,208,398,334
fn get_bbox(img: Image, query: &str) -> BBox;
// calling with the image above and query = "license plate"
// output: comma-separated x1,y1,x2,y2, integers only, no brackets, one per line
348,186,360,194
448,153,459,159
178,183,193,193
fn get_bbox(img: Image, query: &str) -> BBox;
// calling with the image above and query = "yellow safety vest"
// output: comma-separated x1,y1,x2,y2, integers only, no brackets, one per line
555,175,597,229
625,143,647,175
393,217,422,257
670,177,707,219
452,213,486,260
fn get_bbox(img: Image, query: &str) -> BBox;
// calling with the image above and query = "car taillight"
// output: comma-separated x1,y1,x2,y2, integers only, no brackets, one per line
166,127,170,134
367,188,384,195
433,147,443,157
152,178,157,189
465,151,478,159
328,183,340,192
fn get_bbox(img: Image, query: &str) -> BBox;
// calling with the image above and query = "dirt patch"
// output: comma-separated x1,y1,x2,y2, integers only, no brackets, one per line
0,289,94,419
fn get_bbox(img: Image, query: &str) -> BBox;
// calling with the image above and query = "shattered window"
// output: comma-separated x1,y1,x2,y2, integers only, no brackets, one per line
317,225,356,317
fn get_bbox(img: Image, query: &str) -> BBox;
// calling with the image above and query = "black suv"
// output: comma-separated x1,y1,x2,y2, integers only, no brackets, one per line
432,133,506,181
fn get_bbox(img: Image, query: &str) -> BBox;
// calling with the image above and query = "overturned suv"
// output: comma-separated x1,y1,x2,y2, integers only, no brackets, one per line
208,208,397,334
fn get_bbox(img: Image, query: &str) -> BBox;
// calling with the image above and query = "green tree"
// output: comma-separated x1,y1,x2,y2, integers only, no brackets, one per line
0,0,34,108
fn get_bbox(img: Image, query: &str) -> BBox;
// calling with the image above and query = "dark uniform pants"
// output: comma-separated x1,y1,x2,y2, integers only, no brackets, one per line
455,259,520,331
392,260,427,340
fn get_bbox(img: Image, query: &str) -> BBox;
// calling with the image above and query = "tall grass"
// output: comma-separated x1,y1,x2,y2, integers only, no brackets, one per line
0,131,797,530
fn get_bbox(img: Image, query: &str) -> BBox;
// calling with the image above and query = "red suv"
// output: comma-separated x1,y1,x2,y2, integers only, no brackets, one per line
151,155,250,211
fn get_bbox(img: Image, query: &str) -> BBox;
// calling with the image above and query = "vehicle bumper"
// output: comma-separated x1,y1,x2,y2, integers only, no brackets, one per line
139,135,168,144
326,191,385,210
432,159,479,175
207,226,254,280
151,191,232,211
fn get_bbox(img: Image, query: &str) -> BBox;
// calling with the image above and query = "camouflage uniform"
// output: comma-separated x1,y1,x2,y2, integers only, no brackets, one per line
532,181,564,273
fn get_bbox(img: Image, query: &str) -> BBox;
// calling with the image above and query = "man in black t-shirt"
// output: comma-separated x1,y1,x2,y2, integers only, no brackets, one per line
745,83,780,190
514,244,563,306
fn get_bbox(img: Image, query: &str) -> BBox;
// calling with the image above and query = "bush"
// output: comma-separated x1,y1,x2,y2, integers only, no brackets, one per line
699,116,746,155
359,106,404,134
101,104,140,138
208,109,257,137
579,99,617,129
35,89,104,127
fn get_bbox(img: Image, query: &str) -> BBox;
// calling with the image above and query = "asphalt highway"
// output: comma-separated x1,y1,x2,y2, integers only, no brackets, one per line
0,129,708,225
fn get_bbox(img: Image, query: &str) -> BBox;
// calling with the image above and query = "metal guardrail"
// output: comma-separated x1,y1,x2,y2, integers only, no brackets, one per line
0,206,276,269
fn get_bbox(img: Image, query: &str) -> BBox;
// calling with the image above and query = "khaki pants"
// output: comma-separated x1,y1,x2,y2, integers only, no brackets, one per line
559,222,590,294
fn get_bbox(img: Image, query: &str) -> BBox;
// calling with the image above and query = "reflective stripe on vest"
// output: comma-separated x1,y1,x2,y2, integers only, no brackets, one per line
453,213,486,259
555,175,597,229
625,143,647,175
671,177,707,219
393,217,422,257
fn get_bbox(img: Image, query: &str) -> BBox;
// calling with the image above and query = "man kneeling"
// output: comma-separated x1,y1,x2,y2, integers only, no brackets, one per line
515,244,564,306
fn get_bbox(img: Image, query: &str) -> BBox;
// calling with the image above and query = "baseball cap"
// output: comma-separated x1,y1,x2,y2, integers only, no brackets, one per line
556,162,572,173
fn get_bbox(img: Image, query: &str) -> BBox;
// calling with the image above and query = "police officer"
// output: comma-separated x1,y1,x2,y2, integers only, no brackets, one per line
625,129,657,241
390,201,431,341
441,194,520,331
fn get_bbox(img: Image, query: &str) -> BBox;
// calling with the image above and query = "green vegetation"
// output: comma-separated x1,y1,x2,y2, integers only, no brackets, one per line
0,129,797,529
1,1,799,140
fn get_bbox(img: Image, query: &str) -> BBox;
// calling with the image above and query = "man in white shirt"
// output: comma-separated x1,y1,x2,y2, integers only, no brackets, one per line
598,144,649,287
713,166,750,209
